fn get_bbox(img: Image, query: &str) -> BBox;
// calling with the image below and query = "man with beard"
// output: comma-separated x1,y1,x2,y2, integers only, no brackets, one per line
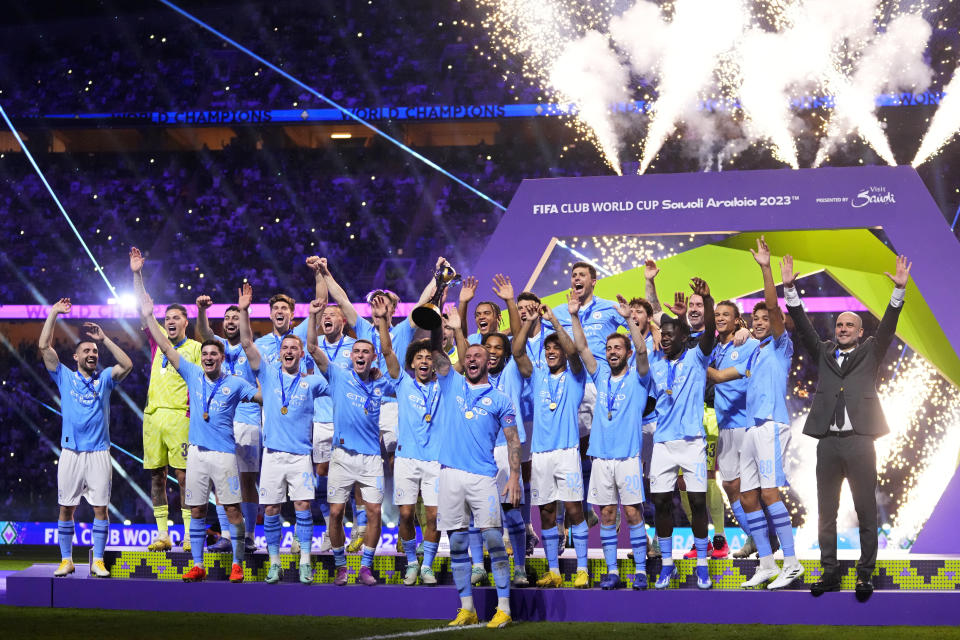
41,299,133,577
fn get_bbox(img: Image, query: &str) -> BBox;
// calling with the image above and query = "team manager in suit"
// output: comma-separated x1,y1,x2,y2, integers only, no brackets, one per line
781,253,911,599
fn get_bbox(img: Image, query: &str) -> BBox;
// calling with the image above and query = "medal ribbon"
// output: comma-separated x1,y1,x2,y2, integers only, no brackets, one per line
279,368,302,413
606,371,627,419
744,336,773,375
460,378,493,417
76,371,101,402
352,370,377,413
202,373,227,419
547,371,565,408
162,337,188,368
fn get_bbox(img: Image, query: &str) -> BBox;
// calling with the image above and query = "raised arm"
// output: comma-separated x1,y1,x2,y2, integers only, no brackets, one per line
781,254,821,355
511,312,535,378
542,304,582,375
83,322,133,381
370,295,400,379
691,278,717,356
644,259,663,319
139,292,180,370
445,307,467,374
492,273,521,337
502,424,522,506
129,247,147,319
237,283,261,372
430,323,452,377
409,256,449,328
617,295,649,377
305,298,330,374
750,235,785,338
570,292,597,375
457,275,477,334
195,295,216,342
876,254,910,354
305,256,330,303
318,258,359,327
39,298,70,371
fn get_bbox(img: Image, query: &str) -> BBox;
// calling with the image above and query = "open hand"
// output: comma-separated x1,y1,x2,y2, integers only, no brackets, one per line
749,235,771,268
237,283,253,311
492,273,514,301
129,247,144,273
82,322,105,341
884,254,912,288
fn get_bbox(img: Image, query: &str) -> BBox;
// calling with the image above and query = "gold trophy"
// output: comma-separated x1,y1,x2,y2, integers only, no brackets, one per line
412,263,461,330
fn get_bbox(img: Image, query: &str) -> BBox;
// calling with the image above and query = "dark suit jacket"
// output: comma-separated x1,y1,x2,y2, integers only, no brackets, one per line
787,300,902,438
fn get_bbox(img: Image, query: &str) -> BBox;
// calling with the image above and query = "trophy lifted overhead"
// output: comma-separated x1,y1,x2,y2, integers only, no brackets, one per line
412,259,461,330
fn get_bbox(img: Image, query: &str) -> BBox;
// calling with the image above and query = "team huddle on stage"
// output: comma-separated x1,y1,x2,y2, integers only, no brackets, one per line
42,237,912,627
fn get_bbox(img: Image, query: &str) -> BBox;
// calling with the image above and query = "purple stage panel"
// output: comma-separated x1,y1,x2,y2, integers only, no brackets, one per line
5,563,90,607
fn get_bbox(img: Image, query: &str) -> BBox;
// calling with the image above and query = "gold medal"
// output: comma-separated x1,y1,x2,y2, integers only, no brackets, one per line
607,411,612,420
745,370,751,378
465,410,475,419
424,413,432,423
665,389,673,395
202,412,209,421
549,402,558,411
281,406,288,415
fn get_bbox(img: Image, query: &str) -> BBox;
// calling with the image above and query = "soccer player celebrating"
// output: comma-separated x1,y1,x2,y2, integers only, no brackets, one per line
576,294,653,590
239,284,328,585
196,296,261,554
306,294,397,586
130,247,201,552
140,292,258,583
514,291,546,555
647,277,716,590
513,303,590,588
40,300,132,577
709,237,802,589
433,320,521,628
457,275,504,345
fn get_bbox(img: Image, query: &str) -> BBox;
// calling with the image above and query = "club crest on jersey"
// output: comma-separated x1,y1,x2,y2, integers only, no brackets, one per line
222,386,231,395
593,311,602,319
482,397,492,406
731,352,739,360
300,381,309,389
238,356,247,364
373,388,383,396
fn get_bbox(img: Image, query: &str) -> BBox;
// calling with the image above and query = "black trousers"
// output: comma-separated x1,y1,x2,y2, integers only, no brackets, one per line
816,433,878,579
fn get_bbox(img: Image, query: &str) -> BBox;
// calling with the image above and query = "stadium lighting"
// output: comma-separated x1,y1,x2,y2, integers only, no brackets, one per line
330,133,352,139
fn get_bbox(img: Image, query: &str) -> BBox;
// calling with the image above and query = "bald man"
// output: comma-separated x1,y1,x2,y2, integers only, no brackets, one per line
782,253,910,600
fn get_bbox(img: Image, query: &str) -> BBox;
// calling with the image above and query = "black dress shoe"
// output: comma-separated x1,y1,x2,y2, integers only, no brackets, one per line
810,574,841,596
855,578,874,602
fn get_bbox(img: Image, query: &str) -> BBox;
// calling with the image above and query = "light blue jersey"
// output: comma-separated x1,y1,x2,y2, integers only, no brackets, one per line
312,333,357,423
437,369,516,477
393,371,442,462
50,364,117,452
712,337,759,429
524,327,549,369
214,336,261,427
488,359,528,445
587,361,650,459
467,331,482,346
552,297,628,362
253,321,313,373
178,360,257,454
257,362,327,455
649,347,710,443
526,364,586,453
735,332,794,426
327,365,397,455
355,317,414,405
627,332,663,425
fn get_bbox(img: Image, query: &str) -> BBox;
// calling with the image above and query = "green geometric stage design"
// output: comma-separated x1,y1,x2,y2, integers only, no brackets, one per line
537,230,960,387
99,550,960,591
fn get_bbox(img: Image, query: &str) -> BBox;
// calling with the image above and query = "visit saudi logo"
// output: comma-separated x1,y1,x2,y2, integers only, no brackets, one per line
851,186,896,208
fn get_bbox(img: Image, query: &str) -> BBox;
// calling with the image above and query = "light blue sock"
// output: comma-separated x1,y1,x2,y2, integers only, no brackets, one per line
483,528,510,600
767,501,796,558
731,499,749,536
468,525,485,567
361,544,376,568
600,523,618,574
746,510,772,558
422,540,439,570
571,520,589,570
403,537,418,565
763,503,778,542
216,504,230,539
264,513,281,558
449,531,472,598
316,476,331,521
504,508,526,572
58,520,74,560
189,518,206,567
629,523,647,573
542,526,560,571
229,522,245,565
240,502,258,540
295,509,313,554
356,504,368,528
332,545,346,567
92,518,109,560
694,536,709,566
659,536,674,566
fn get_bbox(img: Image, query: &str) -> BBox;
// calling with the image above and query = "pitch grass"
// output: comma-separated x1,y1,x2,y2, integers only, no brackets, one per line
2,608,960,640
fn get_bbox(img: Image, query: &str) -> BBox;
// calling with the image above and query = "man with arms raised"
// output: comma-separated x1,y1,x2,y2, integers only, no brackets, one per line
141,291,259,583
40,299,133,577
130,247,201,552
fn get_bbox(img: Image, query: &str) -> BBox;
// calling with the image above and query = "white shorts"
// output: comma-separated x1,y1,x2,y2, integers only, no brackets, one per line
740,421,791,492
437,467,501,531
234,421,261,473
57,449,112,507
520,421,533,463
649,438,707,494
530,447,583,505
327,447,384,504
259,449,316,504
393,456,440,506
577,381,597,438
641,421,656,478
588,456,646,506
379,402,399,453
493,444,524,504
716,428,747,483
185,445,242,506
312,421,334,464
